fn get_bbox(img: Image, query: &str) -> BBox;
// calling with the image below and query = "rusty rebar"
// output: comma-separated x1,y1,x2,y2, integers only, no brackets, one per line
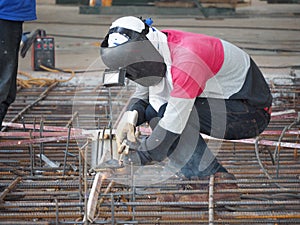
0,79,299,224
0,177,22,202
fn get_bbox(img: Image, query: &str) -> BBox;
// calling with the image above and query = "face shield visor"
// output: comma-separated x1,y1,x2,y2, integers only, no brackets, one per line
100,27,166,87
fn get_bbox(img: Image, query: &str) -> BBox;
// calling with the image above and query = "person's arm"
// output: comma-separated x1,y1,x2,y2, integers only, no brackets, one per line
126,84,150,126
136,96,196,164
115,84,150,149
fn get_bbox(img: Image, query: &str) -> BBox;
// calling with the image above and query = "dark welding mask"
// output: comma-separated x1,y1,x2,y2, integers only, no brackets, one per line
100,16,166,87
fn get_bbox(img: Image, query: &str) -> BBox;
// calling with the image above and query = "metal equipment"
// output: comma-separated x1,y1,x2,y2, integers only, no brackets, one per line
102,68,126,87
20,29,55,71
31,31,55,71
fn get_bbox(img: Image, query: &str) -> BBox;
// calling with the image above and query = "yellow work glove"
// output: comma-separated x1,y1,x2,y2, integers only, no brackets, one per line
115,110,138,153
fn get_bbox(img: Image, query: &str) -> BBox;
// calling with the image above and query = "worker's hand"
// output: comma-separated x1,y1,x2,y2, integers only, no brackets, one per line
117,139,140,155
115,110,138,151
118,139,143,166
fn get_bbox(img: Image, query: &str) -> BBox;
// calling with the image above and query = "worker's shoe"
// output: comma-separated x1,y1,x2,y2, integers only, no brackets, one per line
178,172,240,205
156,172,209,203
213,172,240,201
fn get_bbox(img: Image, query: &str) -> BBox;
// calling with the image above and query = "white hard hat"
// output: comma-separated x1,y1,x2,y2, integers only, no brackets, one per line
110,16,146,33
108,16,148,47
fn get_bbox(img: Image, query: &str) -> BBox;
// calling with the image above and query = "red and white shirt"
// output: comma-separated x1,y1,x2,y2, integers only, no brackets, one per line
132,29,253,134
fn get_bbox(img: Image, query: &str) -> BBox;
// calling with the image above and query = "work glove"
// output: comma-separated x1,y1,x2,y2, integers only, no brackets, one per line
118,139,143,166
115,110,138,153
117,139,140,154
118,138,153,166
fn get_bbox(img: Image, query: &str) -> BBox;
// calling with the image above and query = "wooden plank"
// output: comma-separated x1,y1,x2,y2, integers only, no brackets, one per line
202,3,236,8
267,0,300,3
155,0,251,9
200,0,251,8
200,0,237,8
200,0,237,3
86,173,104,222
155,0,195,8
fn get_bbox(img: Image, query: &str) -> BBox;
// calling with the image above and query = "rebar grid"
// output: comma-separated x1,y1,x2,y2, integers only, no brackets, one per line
0,79,299,224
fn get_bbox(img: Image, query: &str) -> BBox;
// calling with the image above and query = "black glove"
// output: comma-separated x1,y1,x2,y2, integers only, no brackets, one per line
121,137,152,166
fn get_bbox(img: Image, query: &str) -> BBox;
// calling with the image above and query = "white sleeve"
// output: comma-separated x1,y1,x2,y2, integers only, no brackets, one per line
131,84,149,101
158,96,195,134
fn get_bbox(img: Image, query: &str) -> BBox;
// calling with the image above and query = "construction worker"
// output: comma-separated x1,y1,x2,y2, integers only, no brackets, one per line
0,0,37,128
100,16,272,201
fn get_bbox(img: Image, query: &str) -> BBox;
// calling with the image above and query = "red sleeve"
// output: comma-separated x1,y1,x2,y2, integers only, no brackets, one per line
164,30,224,99
170,48,214,98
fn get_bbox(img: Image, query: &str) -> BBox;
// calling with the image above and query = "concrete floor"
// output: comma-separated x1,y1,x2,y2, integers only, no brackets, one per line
19,0,300,85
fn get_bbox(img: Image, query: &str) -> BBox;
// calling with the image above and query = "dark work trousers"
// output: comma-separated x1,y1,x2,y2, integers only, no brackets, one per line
144,98,271,178
0,19,23,127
